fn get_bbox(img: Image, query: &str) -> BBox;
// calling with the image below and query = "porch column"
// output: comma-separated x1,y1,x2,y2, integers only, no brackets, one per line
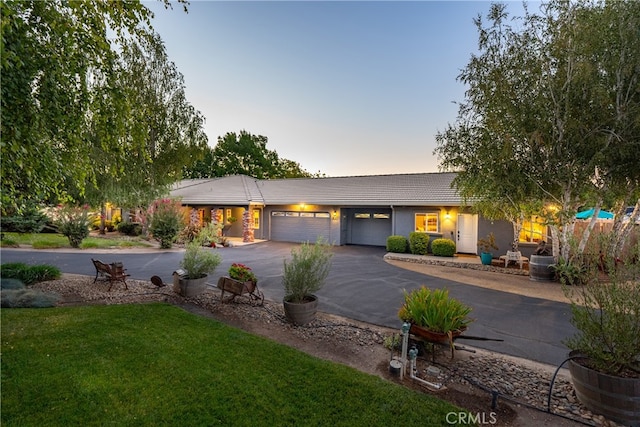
242,209,254,243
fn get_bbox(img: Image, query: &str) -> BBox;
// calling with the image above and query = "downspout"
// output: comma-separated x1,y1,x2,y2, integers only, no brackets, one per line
390,205,395,235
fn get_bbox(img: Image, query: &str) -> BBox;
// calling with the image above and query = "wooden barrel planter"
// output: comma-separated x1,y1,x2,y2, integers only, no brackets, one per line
175,275,208,297
283,295,318,325
529,255,556,282
568,351,640,427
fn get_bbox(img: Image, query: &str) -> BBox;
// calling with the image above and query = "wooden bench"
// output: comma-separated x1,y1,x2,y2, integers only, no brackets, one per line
92,258,130,291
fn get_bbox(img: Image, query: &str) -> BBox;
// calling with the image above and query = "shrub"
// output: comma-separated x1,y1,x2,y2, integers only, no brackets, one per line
180,232,221,279
1,288,60,308
431,238,456,257
178,223,202,244
386,235,408,253
0,263,61,285
283,238,333,303
398,286,473,333
409,232,430,255
0,205,48,234
53,204,94,248
1,278,25,290
147,198,185,249
117,221,142,236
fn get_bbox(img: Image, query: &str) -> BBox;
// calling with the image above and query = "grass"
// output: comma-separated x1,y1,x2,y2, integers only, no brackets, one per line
1,303,465,426
0,232,153,249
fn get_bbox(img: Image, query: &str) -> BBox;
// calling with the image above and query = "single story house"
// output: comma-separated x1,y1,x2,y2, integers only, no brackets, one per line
170,173,544,258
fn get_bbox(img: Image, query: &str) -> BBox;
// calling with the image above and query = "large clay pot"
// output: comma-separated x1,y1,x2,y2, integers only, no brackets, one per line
175,275,208,297
568,350,640,427
283,294,318,326
529,255,556,281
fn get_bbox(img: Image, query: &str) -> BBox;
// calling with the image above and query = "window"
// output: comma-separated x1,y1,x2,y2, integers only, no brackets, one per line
300,212,314,218
354,213,371,219
415,213,439,233
315,212,330,218
373,213,390,219
519,217,547,243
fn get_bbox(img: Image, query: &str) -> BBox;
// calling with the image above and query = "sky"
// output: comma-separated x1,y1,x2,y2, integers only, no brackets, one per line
145,1,534,177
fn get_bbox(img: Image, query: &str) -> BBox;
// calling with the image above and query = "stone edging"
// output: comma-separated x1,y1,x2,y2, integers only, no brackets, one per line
383,253,530,277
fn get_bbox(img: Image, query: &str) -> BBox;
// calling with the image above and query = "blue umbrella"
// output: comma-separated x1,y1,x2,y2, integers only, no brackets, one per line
576,208,614,219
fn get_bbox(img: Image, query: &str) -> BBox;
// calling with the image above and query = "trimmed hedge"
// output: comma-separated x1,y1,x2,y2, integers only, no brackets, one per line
431,238,456,257
117,221,142,236
386,235,408,253
409,232,430,255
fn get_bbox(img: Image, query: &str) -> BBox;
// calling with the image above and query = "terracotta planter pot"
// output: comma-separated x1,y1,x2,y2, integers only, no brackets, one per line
283,295,318,326
568,350,640,427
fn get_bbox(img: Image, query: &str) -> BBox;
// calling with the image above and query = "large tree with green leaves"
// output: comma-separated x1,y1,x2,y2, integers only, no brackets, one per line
0,0,194,214
435,0,640,259
183,130,313,179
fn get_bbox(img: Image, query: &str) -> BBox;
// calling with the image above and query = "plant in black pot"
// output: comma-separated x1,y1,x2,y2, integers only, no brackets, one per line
477,233,498,265
176,233,221,298
563,241,640,426
282,237,333,325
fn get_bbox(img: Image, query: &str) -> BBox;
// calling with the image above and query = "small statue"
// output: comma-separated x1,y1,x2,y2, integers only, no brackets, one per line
535,240,551,256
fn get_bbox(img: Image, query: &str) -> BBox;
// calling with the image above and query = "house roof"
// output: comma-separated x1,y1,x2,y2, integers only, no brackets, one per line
170,172,461,207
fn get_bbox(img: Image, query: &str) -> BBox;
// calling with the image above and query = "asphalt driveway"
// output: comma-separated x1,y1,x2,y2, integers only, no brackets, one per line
0,242,574,367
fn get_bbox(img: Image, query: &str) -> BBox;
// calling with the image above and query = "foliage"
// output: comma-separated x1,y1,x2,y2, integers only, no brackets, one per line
386,235,408,253
147,198,185,249
409,232,430,255
1,288,60,308
1,303,464,425
0,262,61,285
52,205,94,248
117,222,142,236
178,223,202,244
477,233,498,253
431,238,456,257
0,205,48,233
383,333,402,351
228,263,257,283
180,233,221,279
563,241,640,376
183,130,314,179
398,286,474,334
1,278,25,290
434,1,640,260
283,238,333,303
552,257,589,286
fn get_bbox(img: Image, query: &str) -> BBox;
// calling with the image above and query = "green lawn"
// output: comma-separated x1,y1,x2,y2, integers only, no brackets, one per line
1,303,465,426
0,232,153,249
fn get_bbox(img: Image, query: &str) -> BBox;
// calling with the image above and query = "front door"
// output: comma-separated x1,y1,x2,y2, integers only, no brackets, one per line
457,213,478,254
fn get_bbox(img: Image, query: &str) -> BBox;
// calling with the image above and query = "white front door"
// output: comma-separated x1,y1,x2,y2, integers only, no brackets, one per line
456,213,478,254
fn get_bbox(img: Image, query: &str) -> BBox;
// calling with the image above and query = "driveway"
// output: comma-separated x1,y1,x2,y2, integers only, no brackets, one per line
0,242,574,367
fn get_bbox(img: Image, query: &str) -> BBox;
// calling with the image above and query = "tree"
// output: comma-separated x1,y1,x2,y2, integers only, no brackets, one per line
435,1,640,259
0,0,188,214
183,130,313,179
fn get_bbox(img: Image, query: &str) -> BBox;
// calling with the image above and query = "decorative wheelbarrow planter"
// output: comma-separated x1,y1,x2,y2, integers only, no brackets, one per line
409,324,467,358
217,276,264,306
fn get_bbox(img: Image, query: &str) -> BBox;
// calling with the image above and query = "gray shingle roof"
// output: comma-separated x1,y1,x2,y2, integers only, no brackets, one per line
171,173,460,206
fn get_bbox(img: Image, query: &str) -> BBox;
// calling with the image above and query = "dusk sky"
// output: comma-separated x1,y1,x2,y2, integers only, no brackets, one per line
146,1,535,177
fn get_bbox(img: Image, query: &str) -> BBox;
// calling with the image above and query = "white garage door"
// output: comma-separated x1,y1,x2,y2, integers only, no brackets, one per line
271,211,331,243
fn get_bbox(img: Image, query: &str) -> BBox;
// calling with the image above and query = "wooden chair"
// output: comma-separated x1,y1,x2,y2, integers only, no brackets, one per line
91,258,130,291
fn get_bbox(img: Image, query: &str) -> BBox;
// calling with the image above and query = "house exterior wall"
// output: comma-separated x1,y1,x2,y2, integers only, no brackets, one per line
391,206,457,249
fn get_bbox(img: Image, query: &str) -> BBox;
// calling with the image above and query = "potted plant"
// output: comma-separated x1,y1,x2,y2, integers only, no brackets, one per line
477,233,498,265
563,242,640,426
175,233,221,297
217,263,262,304
398,286,474,357
282,238,333,325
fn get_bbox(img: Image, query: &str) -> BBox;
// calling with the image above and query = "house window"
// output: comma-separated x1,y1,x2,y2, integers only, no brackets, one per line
519,217,547,243
315,212,330,218
373,213,390,219
354,213,371,219
253,209,260,230
415,213,439,233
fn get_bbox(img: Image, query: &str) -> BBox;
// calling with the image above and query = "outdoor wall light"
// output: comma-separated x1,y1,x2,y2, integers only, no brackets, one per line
332,210,338,220
299,203,306,210
445,210,451,220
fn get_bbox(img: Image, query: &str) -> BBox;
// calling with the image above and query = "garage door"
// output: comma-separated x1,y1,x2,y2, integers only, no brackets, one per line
348,209,392,246
271,211,331,243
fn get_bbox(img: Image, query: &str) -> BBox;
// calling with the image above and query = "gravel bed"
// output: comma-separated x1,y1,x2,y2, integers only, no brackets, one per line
32,274,623,427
